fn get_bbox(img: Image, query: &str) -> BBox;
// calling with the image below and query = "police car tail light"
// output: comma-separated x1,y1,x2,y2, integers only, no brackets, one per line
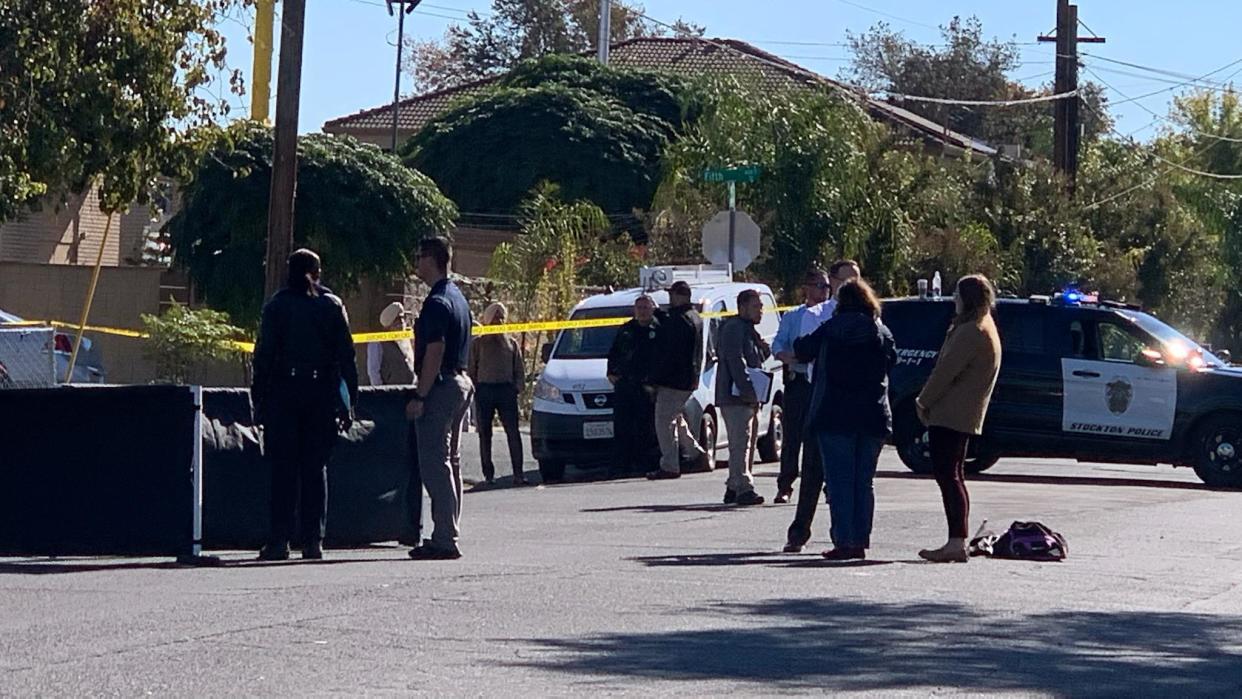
534,378,562,402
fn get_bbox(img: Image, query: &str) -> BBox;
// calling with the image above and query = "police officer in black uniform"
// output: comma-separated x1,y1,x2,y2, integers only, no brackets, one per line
607,294,662,475
252,249,358,561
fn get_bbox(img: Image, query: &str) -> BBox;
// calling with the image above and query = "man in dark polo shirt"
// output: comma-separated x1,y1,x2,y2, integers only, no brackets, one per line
406,237,474,560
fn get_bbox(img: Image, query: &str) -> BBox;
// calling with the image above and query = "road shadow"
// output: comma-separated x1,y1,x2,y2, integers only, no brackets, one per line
0,555,386,575
507,597,1242,695
582,503,744,514
629,551,898,569
877,470,1214,491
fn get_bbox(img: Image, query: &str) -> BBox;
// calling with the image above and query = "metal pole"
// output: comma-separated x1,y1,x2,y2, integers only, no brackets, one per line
191,385,203,558
597,0,611,64
727,180,736,268
251,0,275,122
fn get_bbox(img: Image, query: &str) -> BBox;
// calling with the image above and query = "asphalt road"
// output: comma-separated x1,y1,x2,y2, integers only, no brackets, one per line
3,446,1242,697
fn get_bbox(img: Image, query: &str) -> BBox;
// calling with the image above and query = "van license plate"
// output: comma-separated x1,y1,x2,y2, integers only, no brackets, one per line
583,422,614,440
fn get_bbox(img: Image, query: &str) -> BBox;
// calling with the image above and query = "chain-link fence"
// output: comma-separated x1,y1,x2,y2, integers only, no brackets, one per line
0,327,56,390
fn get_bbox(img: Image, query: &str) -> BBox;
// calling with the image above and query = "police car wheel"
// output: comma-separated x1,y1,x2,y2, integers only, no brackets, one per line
964,453,1000,474
538,460,566,484
894,401,935,474
758,402,783,464
1191,415,1242,488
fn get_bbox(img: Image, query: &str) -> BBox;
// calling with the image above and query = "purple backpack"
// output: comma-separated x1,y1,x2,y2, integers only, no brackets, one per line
970,521,1068,561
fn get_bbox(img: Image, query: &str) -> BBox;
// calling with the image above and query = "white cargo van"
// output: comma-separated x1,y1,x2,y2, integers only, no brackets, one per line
530,265,785,482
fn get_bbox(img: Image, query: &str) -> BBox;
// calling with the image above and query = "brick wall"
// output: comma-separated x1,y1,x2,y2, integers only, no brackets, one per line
0,262,163,384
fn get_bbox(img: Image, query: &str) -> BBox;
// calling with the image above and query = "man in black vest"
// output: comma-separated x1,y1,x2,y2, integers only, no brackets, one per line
647,281,711,479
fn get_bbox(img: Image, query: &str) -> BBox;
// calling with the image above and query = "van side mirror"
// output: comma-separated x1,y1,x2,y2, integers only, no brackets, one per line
1135,348,1165,368
540,342,553,364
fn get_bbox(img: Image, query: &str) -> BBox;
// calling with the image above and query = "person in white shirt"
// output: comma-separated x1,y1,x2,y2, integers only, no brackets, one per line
776,260,860,553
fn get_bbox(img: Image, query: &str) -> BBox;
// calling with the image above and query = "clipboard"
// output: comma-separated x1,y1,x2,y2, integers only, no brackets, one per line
732,368,775,403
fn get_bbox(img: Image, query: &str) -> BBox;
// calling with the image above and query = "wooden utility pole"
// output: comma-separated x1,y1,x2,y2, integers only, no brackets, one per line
1038,0,1105,192
388,0,422,152
263,0,307,300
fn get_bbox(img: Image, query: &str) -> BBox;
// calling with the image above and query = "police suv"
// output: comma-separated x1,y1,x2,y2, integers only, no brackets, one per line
884,292,1242,487
531,265,785,483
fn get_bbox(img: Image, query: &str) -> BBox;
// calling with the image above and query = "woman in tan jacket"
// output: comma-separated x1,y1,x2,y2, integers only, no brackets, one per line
468,303,528,486
915,275,1002,563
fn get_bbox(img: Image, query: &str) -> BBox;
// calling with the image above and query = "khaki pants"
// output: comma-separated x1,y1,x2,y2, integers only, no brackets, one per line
654,387,706,473
721,404,759,494
416,374,473,552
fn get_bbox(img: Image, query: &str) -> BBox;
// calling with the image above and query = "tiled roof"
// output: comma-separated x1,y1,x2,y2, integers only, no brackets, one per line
323,37,995,156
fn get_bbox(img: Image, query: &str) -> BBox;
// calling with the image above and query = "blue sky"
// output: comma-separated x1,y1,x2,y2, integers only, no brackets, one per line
215,0,1242,140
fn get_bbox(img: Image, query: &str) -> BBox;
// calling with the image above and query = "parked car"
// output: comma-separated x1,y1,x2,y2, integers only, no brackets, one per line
0,308,106,383
883,292,1242,487
531,265,785,483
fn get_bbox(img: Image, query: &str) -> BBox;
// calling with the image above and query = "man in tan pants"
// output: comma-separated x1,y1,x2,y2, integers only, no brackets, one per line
647,281,711,479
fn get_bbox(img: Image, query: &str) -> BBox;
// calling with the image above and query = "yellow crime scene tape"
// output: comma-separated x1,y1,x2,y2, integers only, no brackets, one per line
12,305,800,355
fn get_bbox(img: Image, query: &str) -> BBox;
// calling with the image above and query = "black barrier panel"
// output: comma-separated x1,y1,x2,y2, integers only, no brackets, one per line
201,386,413,549
0,385,196,556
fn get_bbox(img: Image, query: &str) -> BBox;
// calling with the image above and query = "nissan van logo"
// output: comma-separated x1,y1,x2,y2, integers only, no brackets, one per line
593,394,608,408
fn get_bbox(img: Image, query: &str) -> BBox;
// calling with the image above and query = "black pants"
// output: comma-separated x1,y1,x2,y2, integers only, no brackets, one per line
405,420,421,540
612,381,659,473
476,383,524,480
264,379,338,546
777,374,814,492
783,376,823,546
929,426,971,539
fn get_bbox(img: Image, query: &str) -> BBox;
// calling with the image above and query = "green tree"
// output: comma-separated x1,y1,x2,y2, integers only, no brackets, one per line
658,79,908,297
405,0,702,93
844,17,1112,157
403,59,697,219
168,122,457,328
0,0,248,220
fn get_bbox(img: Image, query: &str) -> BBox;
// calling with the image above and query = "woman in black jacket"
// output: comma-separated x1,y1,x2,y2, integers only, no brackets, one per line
793,279,896,561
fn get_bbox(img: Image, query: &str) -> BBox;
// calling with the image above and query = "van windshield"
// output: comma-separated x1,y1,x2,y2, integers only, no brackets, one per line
552,307,632,360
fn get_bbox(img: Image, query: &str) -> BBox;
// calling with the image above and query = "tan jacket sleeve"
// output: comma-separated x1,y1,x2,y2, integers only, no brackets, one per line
918,323,979,410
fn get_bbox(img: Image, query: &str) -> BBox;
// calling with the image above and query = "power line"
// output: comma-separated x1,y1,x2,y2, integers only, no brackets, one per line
1082,52,1233,88
883,89,1078,107
1083,64,1242,144
833,0,940,31
611,1,1082,109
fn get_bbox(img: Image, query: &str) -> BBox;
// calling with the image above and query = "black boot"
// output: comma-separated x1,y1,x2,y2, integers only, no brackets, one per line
258,541,290,561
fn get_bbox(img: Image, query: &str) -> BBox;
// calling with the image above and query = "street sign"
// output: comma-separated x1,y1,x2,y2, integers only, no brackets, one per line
702,165,761,184
702,209,760,271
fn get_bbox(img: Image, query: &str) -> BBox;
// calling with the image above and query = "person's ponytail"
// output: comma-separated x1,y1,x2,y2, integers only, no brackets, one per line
286,248,322,298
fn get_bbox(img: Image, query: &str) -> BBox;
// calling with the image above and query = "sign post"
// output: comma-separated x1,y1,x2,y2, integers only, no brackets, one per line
703,166,761,267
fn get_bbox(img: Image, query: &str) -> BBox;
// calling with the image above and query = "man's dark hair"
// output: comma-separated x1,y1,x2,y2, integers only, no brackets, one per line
804,267,829,284
419,236,451,273
737,289,761,308
829,259,860,278
669,281,692,298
